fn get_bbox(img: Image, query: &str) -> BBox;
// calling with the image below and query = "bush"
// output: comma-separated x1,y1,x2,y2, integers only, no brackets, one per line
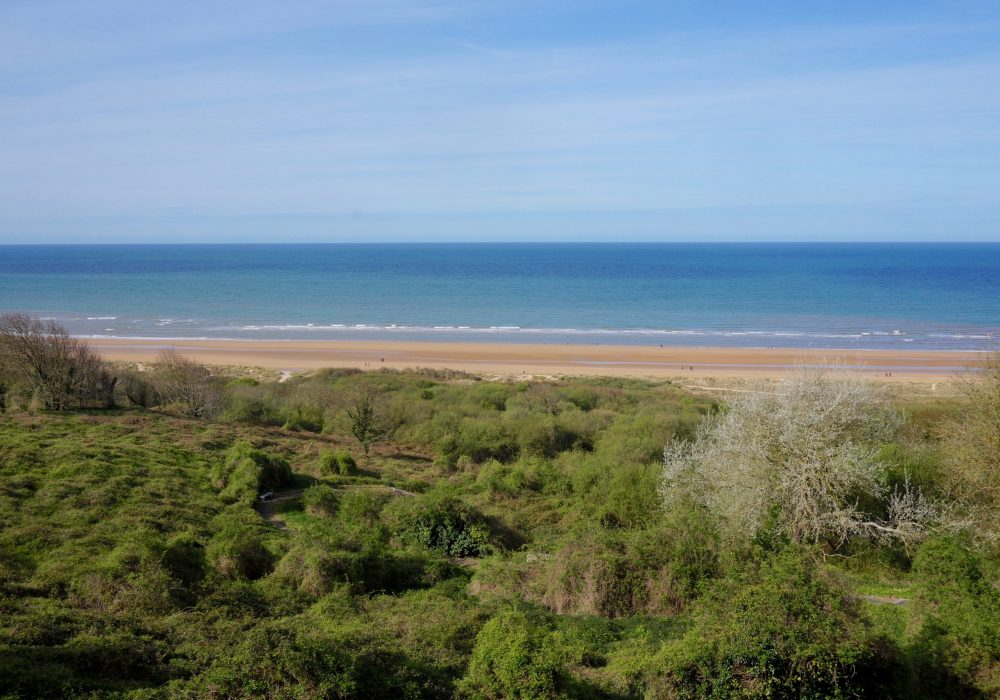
437,419,518,467
224,384,281,425
208,529,274,580
535,510,718,618
162,532,207,592
534,459,572,496
598,463,659,529
318,450,358,476
477,459,537,499
655,548,894,698
460,609,569,699
213,441,292,503
475,383,512,411
342,386,389,457
302,484,338,517
539,534,649,619
562,387,598,412
113,368,158,408
69,530,175,617
511,415,579,458
910,535,1000,695
336,490,386,526
597,410,690,465
641,499,720,605
270,545,363,597
207,508,276,580
151,349,221,417
390,487,491,557
188,622,356,698
281,403,325,432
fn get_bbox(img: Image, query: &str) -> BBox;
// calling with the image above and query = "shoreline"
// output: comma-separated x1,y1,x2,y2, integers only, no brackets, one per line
82,337,986,382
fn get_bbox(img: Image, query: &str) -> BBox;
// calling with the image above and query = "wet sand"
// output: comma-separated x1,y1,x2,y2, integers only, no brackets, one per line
83,338,984,382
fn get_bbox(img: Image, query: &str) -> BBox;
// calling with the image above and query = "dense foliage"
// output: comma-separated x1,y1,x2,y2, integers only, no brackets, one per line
1,321,998,698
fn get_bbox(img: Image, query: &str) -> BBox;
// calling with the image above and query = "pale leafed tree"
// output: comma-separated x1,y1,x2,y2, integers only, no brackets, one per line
662,370,939,549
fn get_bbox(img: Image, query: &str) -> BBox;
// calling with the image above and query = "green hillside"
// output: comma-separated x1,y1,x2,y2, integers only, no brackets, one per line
1,361,998,698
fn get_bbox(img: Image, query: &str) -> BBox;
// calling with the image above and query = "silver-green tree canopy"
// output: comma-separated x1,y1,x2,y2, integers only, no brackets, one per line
662,371,938,549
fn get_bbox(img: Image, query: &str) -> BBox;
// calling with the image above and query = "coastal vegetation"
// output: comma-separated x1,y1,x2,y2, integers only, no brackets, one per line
1,315,999,698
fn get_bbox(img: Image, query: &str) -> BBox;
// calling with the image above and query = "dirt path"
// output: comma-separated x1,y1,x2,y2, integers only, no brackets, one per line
858,594,910,606
256,489,305,528
255,483,415,529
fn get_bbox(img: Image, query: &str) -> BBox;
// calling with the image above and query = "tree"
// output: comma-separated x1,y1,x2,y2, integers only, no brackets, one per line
662,370,938,549
152,349,220,417
0,313,115,410
343,386,388,458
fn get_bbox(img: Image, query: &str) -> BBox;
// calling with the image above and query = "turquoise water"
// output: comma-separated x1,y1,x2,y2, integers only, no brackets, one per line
0,243,998,350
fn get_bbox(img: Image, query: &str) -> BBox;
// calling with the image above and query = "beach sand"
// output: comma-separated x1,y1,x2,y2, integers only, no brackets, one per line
83,338,982,383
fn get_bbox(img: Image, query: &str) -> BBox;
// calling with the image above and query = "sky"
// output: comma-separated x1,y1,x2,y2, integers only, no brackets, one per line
1,0,999,243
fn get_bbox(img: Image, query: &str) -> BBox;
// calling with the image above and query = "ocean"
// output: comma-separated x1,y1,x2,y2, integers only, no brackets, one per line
0,243,998,351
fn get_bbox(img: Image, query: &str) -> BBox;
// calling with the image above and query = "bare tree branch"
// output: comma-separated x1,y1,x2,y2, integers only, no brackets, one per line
0,314,115,410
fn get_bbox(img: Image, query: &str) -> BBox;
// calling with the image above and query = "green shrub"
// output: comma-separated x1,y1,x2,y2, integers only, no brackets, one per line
639,500,720,605
597,463,659,529
281,403,325,432
461,609,568,699
390,487,491,557
302,484,339,517
533,459,572,496
477,459,536,499
511,415,579,458
270,545,363,597
336,490,387,525
597,410,694,465
70,530,175,617
540,534,648,619
188,622,356,698
208,532,274,580
318,449,358,476
561,387,598,412
162,532,207,591
656,548,894,698
207,508,276,580
534,512,716,619
113,368,158,408
437,419,518,467
910,535,1000,695
212,441,292,503
475,383,512,411
223,385,280,425
410,510,490,558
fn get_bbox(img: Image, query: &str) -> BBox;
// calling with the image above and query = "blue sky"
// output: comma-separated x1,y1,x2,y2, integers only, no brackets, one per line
1,0,999,243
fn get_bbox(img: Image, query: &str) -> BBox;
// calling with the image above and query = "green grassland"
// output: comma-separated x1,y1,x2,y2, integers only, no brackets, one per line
1,368,998,698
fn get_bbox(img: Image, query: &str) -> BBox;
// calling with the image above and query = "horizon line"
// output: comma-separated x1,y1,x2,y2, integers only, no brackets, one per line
2,240,1000,246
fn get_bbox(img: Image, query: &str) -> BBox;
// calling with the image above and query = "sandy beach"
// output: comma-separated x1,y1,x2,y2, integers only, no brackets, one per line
83,338,983,382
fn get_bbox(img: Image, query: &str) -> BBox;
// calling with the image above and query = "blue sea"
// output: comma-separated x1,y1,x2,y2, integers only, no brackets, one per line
0,243,998,351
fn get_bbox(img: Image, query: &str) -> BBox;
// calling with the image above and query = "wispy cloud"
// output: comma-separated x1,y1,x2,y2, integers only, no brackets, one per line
1,1,999,241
